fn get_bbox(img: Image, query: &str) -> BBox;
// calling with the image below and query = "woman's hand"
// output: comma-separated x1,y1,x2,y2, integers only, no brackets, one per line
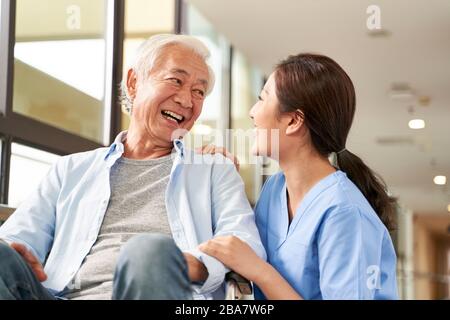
196,145,240,171
198,236,265,282
200,236,303,300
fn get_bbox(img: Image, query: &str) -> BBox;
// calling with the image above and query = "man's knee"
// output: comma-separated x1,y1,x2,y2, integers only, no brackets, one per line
117,233,182,273
113,234,192,299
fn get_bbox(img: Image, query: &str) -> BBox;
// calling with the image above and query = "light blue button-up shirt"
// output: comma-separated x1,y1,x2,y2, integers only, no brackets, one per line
254,171,398,300
0,132,266,299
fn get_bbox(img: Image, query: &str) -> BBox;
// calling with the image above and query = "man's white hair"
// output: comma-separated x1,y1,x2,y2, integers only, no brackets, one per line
121,34,215,114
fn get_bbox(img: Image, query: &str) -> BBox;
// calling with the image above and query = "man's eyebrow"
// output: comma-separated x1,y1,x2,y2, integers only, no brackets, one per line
197,78,208,87
169,68,190,76
168,68,208,87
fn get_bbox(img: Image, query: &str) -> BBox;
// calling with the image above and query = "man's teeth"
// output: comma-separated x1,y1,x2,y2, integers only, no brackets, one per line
162,110,184,122
163,115,178,124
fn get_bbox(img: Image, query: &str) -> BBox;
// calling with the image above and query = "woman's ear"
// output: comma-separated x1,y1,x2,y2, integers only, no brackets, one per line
126,68,137,100
285,109,305,136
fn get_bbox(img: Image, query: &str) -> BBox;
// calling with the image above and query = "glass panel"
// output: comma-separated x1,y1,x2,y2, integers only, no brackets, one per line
121,0,175,131
0,1,6,118
0,138,2,185
230,51,264,205
8,143,60,208
0,139,4,225
13,0,109,143
184,5,230,149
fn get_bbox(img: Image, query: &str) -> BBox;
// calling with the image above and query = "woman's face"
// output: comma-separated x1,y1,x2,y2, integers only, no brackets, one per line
249,72,288,159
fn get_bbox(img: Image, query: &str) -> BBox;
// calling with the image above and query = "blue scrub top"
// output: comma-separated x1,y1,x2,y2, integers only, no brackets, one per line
254,170,398,300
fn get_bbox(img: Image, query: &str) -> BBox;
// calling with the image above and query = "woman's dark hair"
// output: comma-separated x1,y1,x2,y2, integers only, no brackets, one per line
274,53,397,230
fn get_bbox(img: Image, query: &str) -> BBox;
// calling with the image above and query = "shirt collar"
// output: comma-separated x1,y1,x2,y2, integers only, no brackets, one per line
104,131,186,166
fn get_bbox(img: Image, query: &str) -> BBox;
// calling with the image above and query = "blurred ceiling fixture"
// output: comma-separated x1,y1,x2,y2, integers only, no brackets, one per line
447,204,450,213
418,95,431,107
430,158,437,166
389,82,415,101
408,119,425,130
367,29,391,38
433,175,447,185
376,136,414,145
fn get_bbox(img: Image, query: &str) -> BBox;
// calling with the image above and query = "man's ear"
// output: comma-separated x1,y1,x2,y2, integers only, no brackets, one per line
285,109,305,136
126,68,137,100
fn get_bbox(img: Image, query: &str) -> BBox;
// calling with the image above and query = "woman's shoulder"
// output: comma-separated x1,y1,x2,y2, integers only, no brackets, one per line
322,171,387,231
332,171,375,210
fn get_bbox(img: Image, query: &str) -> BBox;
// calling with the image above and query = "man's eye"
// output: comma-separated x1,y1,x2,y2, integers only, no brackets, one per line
168,78,182,85
193,89,205,97
258,95,263,101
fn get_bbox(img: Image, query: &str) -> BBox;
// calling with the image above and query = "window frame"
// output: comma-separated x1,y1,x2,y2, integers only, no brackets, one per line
0,0,125,205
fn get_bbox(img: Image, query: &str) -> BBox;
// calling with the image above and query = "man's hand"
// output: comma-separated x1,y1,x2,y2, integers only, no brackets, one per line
183,253,208,283
10,242,47,282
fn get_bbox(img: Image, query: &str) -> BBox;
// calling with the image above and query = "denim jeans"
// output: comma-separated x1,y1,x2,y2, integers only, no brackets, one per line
0,241,56,300
0,234,193,300
112,233,193,300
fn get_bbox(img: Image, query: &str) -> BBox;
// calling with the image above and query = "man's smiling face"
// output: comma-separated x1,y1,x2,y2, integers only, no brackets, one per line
129,44,210,144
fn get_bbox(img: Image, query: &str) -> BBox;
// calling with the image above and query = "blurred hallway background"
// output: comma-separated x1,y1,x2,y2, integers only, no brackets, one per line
0,0,449,299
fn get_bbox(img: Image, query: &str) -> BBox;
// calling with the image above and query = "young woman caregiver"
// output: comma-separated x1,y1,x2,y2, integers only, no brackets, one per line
198,53,398,300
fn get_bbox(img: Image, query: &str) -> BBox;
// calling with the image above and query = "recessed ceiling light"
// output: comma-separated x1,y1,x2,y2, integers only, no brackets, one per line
389,82,414,101
409,119,425,129
433,175,447,185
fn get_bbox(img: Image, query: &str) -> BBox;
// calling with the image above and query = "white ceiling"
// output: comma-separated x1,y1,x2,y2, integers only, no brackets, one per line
189,0,450,214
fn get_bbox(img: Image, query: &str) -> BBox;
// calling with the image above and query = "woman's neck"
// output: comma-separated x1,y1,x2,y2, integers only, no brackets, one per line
279,147,336,221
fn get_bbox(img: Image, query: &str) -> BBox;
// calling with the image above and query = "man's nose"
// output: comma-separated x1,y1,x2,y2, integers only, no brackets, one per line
173,87,193,109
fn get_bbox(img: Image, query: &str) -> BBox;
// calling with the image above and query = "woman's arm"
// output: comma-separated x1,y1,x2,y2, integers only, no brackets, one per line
199,236,303,300
254,261,303,300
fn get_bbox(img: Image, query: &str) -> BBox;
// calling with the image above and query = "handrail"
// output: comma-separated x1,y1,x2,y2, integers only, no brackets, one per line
397,269,450,284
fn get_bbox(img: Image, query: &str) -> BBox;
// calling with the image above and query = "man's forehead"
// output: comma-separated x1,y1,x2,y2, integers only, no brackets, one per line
158,64,208,86
151,47,209,83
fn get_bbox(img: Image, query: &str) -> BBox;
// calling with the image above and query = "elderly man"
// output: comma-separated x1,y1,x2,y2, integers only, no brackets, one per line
0,34,265,300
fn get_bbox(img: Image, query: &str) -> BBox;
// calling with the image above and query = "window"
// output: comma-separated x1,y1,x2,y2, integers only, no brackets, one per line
8,143,60,208
230,51,265,205
12,0,111,144
0,139,2,180
121,0,176,131
184,4,231,149
0,0,11,118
